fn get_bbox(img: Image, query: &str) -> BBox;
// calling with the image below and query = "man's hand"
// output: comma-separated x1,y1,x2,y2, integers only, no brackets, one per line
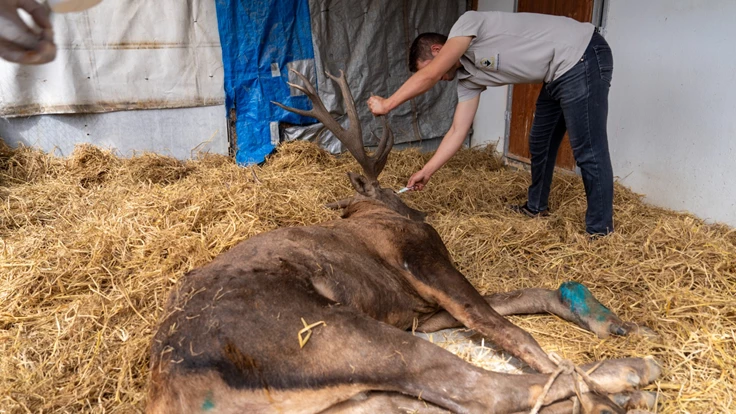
407,169,432,191
0,0,56,64
367,95,391,116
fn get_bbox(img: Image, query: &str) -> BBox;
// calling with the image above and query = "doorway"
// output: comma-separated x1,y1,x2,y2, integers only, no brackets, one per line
506,0,605,170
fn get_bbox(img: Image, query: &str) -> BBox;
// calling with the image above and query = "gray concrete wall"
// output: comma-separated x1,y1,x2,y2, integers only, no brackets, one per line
1,105,228,160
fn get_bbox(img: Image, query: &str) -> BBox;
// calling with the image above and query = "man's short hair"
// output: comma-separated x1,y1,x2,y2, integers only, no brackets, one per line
409,32,448,72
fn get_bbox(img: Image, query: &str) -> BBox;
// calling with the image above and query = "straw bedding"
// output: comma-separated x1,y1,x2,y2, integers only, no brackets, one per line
1,139,734,413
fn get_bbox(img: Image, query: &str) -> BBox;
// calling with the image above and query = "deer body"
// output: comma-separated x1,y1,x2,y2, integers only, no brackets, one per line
147,71,660,413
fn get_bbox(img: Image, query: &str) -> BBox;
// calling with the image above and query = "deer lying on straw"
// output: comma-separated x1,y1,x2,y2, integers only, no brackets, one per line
147,70,660,414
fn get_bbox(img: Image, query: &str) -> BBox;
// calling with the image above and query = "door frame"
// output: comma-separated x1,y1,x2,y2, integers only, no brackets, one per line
502,0,610,167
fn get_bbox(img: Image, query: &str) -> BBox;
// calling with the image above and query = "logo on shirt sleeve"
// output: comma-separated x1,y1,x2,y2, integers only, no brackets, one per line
479,54,500,71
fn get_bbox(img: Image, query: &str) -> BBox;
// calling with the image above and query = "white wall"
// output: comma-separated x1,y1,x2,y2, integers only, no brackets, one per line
605,0,736,226
472,0,515,152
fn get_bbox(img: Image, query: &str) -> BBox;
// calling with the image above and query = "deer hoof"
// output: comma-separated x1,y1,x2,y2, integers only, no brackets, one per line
583,356,662,394
611,321,659,339
579,393,626,414
610,391,658,411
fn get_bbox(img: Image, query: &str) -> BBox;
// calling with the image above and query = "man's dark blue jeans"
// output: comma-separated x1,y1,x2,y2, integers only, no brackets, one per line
526,32,614,235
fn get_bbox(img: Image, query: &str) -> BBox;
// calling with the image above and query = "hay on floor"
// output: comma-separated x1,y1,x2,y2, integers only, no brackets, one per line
1,139,734,412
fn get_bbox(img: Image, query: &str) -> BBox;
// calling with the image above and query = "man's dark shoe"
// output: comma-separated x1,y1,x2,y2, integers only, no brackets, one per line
507,203,549,218
588,231,613,241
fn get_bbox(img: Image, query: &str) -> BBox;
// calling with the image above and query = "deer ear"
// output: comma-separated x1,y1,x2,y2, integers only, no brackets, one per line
347,172,377,197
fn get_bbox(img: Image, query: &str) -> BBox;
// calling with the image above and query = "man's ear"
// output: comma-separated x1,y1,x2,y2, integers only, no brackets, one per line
347,172,377,197
430,43,443,57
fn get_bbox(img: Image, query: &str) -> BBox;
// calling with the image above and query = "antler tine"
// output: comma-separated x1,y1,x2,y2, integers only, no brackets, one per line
271,69,345,135
323,70,379,177
370,116,395,177
288,69,318,96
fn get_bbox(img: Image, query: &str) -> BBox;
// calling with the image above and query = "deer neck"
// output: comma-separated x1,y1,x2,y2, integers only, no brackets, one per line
341,199,394,219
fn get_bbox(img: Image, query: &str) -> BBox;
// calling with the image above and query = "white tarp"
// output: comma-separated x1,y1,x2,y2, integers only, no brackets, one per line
0,0,224,117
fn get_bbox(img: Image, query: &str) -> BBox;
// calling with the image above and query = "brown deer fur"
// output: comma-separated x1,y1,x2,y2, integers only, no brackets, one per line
147,71,660,414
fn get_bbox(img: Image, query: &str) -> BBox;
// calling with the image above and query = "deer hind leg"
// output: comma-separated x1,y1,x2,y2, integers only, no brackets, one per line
417,283,655,339
321,390,657,414
298,309,661,414
310,334,659,414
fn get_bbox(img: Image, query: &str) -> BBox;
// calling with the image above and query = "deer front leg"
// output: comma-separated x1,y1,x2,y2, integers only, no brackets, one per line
403,257,558,373
487,283,657,339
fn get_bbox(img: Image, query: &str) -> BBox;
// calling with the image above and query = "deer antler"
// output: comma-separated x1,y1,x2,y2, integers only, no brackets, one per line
272,69,394,182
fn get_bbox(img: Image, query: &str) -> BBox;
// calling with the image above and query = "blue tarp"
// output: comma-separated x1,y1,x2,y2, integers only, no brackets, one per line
215,0,316,165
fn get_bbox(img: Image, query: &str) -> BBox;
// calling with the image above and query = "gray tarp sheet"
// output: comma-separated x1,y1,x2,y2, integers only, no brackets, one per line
283,0,466,153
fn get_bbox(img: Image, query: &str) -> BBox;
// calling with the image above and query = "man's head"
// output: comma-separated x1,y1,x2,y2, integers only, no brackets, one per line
409,32,460,81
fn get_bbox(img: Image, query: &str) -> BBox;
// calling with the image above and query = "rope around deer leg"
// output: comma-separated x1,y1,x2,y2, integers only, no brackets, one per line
529,355,574,414
528,353,606,414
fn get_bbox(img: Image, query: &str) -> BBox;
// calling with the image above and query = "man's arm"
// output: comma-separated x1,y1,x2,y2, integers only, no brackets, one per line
407,94,480,190
369,36,472,115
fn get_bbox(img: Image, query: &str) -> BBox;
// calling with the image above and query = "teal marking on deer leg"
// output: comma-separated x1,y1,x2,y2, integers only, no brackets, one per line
559,281,591,316
559,281,612,321
559,281,627,337
595,304,612,321
202,392,215,411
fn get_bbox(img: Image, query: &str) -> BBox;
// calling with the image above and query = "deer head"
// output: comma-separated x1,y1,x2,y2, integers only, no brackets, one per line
273,69,425,221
